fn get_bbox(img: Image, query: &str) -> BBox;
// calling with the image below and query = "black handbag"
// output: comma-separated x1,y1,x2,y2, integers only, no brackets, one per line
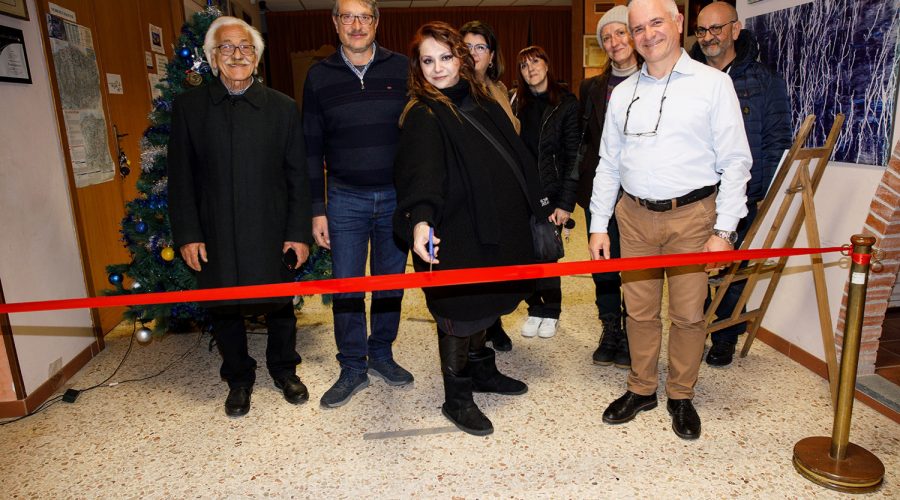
458,108,564,262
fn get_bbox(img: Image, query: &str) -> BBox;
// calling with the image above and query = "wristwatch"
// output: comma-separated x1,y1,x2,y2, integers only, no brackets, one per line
712,229,738,246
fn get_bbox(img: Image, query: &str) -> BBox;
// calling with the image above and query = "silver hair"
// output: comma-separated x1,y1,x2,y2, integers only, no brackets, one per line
332,0,380,19
203,16,265,76
628,0,679,20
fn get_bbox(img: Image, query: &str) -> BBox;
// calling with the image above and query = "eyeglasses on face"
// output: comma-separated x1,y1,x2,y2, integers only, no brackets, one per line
336,13,375,25
695,19,737,37
216,44,256,56
466,43,489,55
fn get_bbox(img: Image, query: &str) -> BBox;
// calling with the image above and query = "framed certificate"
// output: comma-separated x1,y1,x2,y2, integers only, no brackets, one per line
0,0,29,21
0,25,32,84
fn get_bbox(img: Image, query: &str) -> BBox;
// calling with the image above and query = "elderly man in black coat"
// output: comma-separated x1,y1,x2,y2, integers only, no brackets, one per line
168,16,313,418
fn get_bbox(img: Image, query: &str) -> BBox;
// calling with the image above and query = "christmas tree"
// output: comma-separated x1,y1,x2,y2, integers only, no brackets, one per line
105,6,331,334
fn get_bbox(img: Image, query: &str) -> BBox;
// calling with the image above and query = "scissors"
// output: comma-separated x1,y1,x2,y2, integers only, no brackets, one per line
428,227,434,272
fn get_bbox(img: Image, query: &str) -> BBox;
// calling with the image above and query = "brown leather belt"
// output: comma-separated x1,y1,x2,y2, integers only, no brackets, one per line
624,185,717,212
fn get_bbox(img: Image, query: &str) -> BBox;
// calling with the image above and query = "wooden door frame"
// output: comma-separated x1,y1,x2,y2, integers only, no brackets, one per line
35,0,110,347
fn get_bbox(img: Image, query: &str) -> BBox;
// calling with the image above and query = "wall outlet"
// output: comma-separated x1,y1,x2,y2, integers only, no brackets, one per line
48,357,63,378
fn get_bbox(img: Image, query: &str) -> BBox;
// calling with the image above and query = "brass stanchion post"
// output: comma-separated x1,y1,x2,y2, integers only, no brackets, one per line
792,235,884,493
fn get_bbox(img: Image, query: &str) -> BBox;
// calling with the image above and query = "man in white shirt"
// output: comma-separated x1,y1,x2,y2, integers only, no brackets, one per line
588,0,751,440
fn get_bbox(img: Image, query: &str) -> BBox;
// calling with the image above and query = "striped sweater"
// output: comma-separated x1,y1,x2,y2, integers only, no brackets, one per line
302,45,409,215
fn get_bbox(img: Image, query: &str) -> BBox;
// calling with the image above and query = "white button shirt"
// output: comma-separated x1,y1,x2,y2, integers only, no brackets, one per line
589,49,752,233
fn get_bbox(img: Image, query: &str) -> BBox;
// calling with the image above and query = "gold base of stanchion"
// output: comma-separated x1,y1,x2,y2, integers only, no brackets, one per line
793,437,884,493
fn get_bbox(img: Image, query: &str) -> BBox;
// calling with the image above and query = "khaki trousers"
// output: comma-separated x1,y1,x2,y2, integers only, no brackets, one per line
616,193,716,399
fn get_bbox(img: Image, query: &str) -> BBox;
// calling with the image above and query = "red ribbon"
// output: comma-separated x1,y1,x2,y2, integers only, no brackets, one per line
851,253,871,265
0,246,843,315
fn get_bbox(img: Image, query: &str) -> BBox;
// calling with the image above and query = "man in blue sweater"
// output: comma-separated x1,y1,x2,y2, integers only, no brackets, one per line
690,1,792,367
303,0,412,407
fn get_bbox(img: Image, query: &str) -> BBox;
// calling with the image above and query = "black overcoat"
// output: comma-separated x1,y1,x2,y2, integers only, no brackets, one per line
394,86,545,321
167,78,312,307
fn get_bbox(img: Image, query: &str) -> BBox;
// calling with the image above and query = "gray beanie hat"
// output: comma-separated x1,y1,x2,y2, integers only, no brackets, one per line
596,5,629,44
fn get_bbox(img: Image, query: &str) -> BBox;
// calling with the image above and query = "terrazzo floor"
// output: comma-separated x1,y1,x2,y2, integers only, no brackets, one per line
1,218,898,498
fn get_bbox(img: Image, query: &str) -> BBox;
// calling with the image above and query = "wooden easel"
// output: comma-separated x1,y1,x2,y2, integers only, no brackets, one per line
706,114,845,403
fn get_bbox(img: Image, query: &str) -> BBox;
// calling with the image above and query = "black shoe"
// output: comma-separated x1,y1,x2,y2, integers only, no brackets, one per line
593,314,621,365
486,320,512,352
706,342,736,367
667,398,701,440
369,358,414,386
320,368,369,408
468,348,527,395
602,391,657,424
224,386,252,418
273,374,309,405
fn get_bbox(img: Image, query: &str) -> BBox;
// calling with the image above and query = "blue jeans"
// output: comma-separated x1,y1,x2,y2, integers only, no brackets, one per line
327,184,407,372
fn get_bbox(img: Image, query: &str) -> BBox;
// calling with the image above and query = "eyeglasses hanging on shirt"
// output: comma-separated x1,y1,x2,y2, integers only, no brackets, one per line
623,65,675,137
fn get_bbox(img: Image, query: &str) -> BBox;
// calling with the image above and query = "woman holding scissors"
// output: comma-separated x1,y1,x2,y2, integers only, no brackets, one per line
393,22,545,436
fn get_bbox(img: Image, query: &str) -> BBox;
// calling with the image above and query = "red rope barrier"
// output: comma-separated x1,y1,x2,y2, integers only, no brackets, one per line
0,246,843,315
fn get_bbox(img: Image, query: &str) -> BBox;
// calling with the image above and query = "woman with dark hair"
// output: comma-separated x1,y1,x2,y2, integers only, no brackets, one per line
512,45,580,340
459,20,518,353
459,20,519,134
393,21,545,436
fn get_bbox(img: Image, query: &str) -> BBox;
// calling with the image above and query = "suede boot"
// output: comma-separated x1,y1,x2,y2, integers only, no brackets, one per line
438,330,493,436
468,347,528,395
613,320,631,369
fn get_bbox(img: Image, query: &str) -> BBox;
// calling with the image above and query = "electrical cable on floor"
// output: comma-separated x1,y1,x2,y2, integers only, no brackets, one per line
0,323,205,426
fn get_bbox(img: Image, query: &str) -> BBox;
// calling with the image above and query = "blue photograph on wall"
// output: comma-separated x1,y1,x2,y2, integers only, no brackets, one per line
746,0,899,166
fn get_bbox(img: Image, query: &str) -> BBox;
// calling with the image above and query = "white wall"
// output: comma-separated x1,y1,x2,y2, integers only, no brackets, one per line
737,0,900,359
0,0,95,395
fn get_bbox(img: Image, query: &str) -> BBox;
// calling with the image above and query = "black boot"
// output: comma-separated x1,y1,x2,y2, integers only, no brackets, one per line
613,321,631,369
593,313,622,365
438,330,493,436
485,319,512,352
468,346,528,395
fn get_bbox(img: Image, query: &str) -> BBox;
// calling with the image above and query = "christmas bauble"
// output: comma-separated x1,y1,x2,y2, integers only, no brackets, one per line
135,221,148,234
108,272,123,285
161,247,175,261
135,326,153,345
186,71,203,87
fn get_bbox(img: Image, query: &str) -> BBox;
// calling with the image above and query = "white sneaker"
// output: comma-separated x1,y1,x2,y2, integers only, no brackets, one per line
521,316,543,337
538,318,558,338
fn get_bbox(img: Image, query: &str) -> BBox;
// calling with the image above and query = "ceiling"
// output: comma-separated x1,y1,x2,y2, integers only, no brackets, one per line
262,0,572,11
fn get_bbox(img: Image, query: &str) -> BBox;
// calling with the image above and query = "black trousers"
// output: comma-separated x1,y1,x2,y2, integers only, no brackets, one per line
209,302,301,389
584,208,625,319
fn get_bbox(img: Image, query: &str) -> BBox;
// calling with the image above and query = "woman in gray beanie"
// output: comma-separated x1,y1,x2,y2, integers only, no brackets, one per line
576,5,641,369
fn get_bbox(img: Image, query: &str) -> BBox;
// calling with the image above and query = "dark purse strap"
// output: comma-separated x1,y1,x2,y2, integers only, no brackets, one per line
457,108,532,207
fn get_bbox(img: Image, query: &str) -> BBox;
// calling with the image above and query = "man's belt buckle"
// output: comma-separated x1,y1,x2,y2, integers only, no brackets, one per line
642,198,672,212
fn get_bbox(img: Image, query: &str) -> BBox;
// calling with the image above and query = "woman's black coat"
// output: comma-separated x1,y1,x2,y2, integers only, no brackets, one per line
167,78,312,307
393,88,544,321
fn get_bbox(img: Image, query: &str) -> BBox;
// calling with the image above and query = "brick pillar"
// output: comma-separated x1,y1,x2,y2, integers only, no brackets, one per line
836,140,900,375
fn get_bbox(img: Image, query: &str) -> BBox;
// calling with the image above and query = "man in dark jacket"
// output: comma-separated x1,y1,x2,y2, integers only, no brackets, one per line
168,17,312,417
303,0,412,408
690,1,792,366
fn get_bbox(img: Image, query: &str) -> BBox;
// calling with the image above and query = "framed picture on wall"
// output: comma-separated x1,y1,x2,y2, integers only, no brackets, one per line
0,24,32,84
583,35,608,68
0,0,29,21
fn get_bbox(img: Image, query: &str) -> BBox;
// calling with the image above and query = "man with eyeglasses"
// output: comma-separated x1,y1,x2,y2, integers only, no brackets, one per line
168,17,312,417
302,0,412,409
588,0,751,440
690,1,792,368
